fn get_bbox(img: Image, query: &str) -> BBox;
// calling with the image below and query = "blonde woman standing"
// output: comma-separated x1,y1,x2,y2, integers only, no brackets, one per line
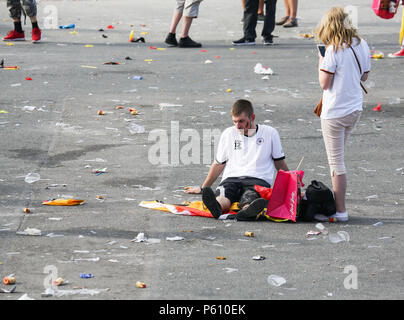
314,7,371,222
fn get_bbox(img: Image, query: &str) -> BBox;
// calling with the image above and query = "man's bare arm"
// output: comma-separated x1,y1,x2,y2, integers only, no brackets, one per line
186,161,226,194
274,159,289,172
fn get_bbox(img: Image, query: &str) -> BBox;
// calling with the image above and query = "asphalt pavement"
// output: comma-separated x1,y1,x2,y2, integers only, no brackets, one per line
0,0,403,302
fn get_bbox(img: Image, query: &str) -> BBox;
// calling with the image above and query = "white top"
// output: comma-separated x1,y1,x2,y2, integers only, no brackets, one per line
215,124,285,186
320,38,371,119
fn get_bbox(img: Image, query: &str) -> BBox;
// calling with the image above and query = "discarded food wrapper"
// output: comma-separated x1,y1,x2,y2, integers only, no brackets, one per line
1,284,16,293
43,198,84,206
131,232,147,243
298,33,314,39
92,167,107,175
23,208,31,214
3,276,16,285
41,287,55,297
254,63,273,75
80,273,94,279
373,102,382,112
97,110,106,115
166,236,184,241
370,50,384,59
24,172,40,183
267,274,286,287
129,108,139,115
216,256,226,260
25,77,32,81
373,222,383,227
226,88,232,93
53,277,68,286
329,231,350,243
252,255,265,260
136,281,146,288
204,60,213,64
107,25,114,29
132,76,143,80
129,30,145,43
244,231,254,237
17,228,41,236
306,230,321,237
59,23,75,29
103,62,120,65
128,123,145,134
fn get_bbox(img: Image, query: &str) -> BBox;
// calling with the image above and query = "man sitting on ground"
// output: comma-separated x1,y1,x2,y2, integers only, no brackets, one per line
186,99,289,220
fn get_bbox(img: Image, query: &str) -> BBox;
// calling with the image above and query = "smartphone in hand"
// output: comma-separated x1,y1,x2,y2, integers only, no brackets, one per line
317,44,326,57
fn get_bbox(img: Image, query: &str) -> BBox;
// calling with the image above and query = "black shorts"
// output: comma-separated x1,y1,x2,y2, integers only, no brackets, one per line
214,176,271,207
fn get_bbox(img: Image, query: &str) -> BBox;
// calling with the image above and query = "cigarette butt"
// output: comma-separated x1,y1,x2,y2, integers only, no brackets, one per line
244,231,254,237
136,281,146,288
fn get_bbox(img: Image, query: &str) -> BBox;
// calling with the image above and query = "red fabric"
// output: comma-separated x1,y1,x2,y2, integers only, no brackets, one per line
266,170,305,222
254,185,273,200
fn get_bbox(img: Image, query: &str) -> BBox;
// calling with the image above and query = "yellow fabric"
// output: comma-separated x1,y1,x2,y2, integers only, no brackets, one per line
400,8,404,46
140,200,290,222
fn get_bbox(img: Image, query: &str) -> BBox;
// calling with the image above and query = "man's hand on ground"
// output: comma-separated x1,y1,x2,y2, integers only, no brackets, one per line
185,186,202,194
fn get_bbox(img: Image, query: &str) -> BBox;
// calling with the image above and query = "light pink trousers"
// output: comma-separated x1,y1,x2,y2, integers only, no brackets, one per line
321,110,362,176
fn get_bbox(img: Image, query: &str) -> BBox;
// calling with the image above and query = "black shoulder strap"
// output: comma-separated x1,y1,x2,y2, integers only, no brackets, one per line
349,45,368,94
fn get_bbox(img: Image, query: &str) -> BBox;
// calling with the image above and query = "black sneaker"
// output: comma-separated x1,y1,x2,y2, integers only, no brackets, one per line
263,36,274,45
165,32,178,47
235,198,267,221
232,37,256,46
202,187,222,219
179,36,202,48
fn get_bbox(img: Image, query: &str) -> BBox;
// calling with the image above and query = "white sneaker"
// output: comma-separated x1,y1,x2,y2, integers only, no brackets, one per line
314,211,349,222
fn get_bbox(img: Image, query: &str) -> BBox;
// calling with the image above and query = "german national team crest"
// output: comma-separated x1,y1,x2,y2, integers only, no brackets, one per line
257,137,264,145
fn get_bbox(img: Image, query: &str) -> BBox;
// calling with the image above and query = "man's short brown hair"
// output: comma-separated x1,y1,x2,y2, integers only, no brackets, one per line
232,99,254,117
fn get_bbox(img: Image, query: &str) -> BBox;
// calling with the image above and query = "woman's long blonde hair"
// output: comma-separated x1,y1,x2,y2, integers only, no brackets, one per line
314,7,361,51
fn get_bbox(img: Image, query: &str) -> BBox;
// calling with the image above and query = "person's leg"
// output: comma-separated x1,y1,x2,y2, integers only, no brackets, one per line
166,1,184,47
288,0,297,18
275,0,289,25
21,0,41,42
243,0,259,40
332,173,347,213
4,0,25,40
203,178,241,219
169,10,183,34
235,178,269,221
178,0,202,47
180,16,193,38
242,0,246,10
262,0,277,42
283,0,298,27
320,111,361,220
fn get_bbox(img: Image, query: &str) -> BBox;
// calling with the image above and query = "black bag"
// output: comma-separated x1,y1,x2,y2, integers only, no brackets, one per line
297,180,336,222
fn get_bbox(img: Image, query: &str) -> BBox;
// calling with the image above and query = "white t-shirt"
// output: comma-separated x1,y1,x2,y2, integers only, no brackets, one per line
320,38,371,119
215,124,285,186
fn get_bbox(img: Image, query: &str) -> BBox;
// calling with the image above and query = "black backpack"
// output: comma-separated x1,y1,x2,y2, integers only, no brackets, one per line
297,180,336,222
